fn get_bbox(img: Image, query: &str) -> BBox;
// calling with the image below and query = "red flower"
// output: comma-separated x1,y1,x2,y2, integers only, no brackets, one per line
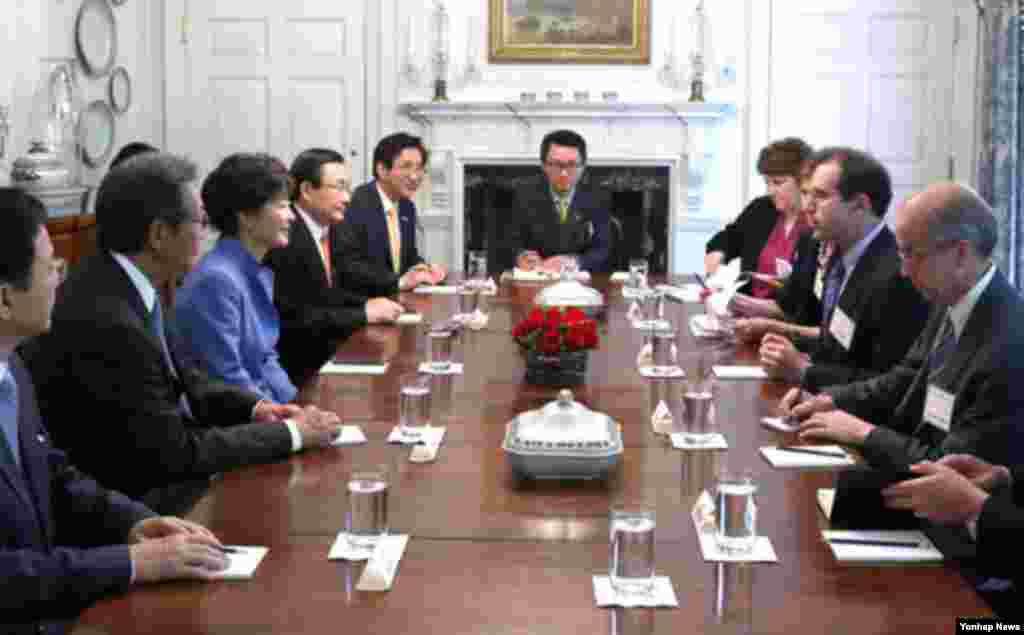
545,307,562,328
563,307,586,325
564,324,587,350
525,308,545,329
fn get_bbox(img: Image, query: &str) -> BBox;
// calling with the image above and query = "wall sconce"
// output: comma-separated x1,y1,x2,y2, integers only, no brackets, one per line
431,0,451,102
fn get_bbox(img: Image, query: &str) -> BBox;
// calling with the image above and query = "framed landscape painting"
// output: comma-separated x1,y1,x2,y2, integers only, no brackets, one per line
488,0,650,64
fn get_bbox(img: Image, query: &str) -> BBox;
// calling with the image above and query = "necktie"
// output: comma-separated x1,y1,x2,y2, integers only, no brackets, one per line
319,233,333,286
929,315,956,375
0,372,20,468
386,206,401,274
821,257,846,326
557,197,569,224
146,300,193,418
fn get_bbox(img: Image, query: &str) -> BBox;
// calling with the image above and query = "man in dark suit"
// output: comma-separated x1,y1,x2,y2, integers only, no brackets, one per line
759,147,929,390
502,129,611,274
338,133,447,296
785,182,1024,470
0,188,230,633
882,454,1022,617
264,148,404,386
22,153,341,513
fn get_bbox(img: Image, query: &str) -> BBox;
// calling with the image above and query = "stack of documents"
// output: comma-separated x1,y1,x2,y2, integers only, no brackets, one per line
760,445,855,469
822,530,943,565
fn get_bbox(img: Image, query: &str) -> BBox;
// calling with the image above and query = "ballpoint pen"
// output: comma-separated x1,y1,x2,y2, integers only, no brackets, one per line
216,546,242,554
775,445,848,458
827,538,920,548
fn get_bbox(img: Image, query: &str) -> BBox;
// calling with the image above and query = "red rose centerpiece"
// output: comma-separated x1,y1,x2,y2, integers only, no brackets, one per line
513,307,599,386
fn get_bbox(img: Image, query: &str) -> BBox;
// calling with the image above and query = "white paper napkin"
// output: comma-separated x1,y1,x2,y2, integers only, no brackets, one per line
396,313,423,325
357,534,411,591
330,425,368,446
328,532,375,561
632,318,671,332
622,286,651,300
455,309,489,330
760,416,798,432
671,432,728,450
690,492,778,563
592,576,679,608
413,285,459,294
822,530,943,565
639,366,684,378
759,445,855,469
418,362,464,375
211,546,269,579
321,361,389,375
712,366,767,380
387,425,446,447
650,400,673,435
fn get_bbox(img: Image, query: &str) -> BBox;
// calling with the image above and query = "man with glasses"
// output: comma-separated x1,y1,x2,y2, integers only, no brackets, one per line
337,133,447,296
503,129,611,274
783,182,1024,470
758,147,928,390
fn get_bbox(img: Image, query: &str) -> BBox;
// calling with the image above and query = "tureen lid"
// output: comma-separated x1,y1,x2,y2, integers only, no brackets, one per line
509,389,612,445
535,278,604,309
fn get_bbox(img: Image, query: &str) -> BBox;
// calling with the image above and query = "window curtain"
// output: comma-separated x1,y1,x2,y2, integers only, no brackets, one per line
976,0,1022,287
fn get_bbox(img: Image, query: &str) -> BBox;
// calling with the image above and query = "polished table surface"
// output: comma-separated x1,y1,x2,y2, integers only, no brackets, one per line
74,275,991,634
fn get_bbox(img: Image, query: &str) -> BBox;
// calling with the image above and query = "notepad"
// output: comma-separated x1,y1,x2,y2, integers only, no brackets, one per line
822,530,943,565
387,425,446,447
321,361,389,375
671,433,728,450
211,546,268,580
331,425,367,446
713,365,767,380
413,285,459,294
396,312,423,325
760,445,855,469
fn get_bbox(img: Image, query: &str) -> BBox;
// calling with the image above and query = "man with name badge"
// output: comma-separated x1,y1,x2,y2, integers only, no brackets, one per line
783,182,1024,470
759,147,928,391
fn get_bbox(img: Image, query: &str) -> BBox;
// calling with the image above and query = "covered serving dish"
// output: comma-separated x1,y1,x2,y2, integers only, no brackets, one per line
534,267,605,318
502,389,622,480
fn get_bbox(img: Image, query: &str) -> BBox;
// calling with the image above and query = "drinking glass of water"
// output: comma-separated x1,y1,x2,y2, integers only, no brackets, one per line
609,504,656,595
648,328,678,375
628,258,649,289
715,470,758,555
399,372,432,440
456,286,479,317
346,459,390,554
426,328,454,372
467,250,488,283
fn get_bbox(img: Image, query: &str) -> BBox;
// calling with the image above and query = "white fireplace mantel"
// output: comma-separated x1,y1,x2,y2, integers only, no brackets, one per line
402,100,738,274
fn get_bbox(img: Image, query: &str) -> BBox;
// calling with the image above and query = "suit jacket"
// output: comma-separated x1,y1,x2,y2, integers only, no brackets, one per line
501,175,611,273
975,470,1024,615
174,238,296,403
803,226,930,391
705,195,780,275
264,211,370,386
339,181,425,291
775,229,823,328
827,269,1024,470
20,253,294,509
1,354,153,634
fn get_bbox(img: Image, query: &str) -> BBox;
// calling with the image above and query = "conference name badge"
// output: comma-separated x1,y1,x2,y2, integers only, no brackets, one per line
828,307,856,351
923,385,954,432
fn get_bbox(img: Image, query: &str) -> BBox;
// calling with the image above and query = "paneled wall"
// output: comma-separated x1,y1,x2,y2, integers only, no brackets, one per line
2,1,164,187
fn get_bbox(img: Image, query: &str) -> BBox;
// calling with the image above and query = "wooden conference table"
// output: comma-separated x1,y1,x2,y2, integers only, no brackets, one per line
74,275,991,634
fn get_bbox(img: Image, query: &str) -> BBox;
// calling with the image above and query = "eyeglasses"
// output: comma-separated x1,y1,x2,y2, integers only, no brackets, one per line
896,239,959,263
544,160,582,174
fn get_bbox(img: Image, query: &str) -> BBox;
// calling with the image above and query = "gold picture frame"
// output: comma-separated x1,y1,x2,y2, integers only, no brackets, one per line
489,0,650,65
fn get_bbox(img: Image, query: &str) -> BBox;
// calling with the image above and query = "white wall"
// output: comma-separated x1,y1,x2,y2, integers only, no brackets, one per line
2,0,165,186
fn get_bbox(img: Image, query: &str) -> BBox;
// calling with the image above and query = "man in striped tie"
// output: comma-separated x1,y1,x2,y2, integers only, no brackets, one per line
784,182,1024,470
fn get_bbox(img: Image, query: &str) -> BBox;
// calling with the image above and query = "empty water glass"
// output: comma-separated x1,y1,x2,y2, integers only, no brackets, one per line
346,460,390,553
426,329,454,372
609,504,656,595
628,258,649,289
467,250,488,283
715,470,758,555
399,372,432,440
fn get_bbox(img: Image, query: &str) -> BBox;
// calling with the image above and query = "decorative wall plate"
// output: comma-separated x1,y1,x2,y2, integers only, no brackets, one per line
108,66,132,114
75,0,118,78
79,100,117,167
